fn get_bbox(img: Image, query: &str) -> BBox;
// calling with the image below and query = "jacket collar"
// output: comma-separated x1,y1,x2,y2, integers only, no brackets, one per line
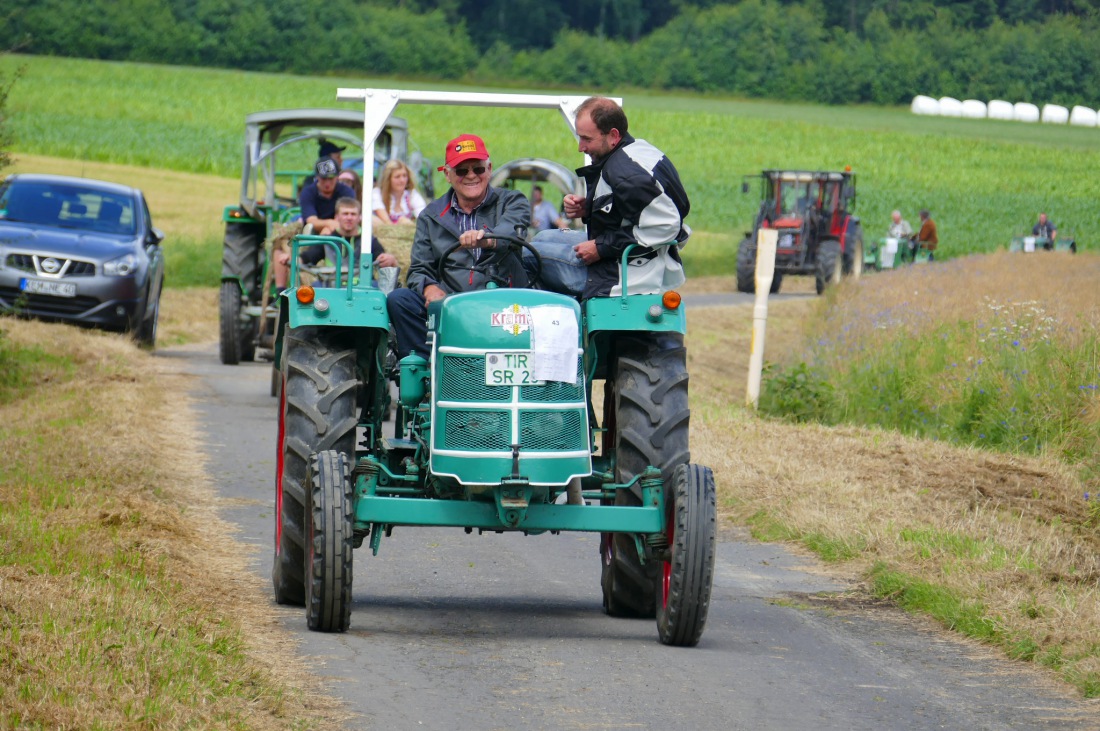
576,132,635,179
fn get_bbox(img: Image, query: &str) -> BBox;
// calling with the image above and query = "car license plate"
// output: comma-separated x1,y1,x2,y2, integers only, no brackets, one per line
20,278,76,298
485,352,544,386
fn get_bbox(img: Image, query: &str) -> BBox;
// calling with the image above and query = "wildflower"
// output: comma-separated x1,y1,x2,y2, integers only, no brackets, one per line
1012,340,1020,347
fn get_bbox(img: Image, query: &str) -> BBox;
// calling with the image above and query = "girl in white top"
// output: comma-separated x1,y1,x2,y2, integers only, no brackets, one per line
372,159,427,226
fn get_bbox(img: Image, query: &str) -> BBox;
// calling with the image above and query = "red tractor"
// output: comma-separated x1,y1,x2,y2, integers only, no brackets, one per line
736,169,863,295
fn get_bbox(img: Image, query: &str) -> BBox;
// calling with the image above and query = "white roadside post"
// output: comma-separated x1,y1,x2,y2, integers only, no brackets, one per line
745,228,778,409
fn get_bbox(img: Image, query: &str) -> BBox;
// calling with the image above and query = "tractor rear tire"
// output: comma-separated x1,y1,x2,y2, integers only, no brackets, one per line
815,240,843,295
657,463,717,647
601,334,690,618
219,281,243,365
735,238,756,293
843,224,864,280
306,450,354,632
272,327,359,607
222,221,263,298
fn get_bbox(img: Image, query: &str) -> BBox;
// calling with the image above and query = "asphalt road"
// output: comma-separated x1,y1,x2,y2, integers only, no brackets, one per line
163,343,1095,731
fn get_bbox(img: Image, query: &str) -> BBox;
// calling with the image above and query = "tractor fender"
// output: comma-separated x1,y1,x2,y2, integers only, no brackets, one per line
838,215,861,252
584,294,687,339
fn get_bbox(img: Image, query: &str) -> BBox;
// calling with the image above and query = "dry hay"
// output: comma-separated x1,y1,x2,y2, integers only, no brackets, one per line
0,319,345,729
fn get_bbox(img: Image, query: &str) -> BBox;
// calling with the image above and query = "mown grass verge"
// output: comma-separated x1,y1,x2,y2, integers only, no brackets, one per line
733,253,1100,696
0,319,337,729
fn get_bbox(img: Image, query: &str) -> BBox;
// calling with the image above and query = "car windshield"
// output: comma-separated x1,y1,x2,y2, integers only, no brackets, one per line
0,180,136,235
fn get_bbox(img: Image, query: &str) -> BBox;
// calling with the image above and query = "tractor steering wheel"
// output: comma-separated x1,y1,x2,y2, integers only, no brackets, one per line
435,232,542,293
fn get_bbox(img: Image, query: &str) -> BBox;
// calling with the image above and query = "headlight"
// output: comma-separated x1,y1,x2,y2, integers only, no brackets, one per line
103,253,138,276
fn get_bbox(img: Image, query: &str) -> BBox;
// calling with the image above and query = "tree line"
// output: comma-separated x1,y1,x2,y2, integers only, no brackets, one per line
5,0,1100,106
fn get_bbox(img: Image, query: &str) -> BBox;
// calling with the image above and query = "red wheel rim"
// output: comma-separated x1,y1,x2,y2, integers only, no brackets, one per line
274,374,287,550
661,502,673,609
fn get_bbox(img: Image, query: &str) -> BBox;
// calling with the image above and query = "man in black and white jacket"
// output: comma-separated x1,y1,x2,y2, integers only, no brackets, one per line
560,96,691,300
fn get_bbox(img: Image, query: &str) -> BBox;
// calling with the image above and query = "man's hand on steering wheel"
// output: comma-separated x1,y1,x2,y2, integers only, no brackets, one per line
457,229,494,250
436,230,542,293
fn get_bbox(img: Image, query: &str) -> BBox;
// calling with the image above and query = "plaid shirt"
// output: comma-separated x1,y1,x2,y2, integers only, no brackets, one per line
449,191,486,259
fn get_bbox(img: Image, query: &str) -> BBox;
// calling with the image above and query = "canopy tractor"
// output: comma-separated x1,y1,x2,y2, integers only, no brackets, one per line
219,109,430,365
736,169,863,295
271,89,717,647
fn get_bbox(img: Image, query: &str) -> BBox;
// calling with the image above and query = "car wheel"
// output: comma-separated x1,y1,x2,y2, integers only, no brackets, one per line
135,290,160,349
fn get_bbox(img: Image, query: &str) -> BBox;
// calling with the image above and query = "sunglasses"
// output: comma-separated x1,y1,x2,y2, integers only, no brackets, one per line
452,165,487,177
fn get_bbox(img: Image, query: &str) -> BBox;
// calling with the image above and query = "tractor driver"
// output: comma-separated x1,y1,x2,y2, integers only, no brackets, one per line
386,133,531,359
1032,212,1057,249
888,210,913,239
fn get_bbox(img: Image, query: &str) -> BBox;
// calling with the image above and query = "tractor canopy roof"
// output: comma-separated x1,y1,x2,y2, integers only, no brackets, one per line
761,170,852,182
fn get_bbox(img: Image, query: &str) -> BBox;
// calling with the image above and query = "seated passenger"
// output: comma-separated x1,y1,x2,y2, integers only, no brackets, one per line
372,160,427,226
386,134,529,359
525,96,690,301
273,157,357,290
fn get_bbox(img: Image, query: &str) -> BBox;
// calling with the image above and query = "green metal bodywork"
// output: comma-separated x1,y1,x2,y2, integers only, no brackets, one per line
864,236,931,269
275,235,686,542
1008,234,1077,254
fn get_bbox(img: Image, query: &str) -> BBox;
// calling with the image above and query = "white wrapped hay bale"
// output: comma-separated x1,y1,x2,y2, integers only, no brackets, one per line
938,97,963,117
1041,104,1069,124
961,99,987,118
1014,102,1040,122
911,95,939,115
987,100,1014,120
1069,105,1098,127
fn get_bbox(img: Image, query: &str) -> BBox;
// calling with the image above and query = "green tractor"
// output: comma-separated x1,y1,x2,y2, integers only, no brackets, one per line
863,235,932,270
219,109,431,365
271,89,716,647
1008,231,1077,254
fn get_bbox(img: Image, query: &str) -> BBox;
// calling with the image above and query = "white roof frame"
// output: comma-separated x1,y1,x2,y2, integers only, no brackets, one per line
335,87,621,244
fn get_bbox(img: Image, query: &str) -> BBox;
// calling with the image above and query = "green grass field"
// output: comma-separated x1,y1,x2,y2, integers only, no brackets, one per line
4,53,1098,281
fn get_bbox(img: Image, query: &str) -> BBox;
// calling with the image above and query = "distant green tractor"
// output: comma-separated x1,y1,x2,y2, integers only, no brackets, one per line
219,109,431,365
1009,231,1077,254
271,89,717,647
863,235,932,270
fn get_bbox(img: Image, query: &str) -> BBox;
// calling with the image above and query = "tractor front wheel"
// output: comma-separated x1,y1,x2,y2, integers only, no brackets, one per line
272,327,359,606
600,335,690,618
735,238,756,293
219,281,243,365
306,450,354,632
815,240,843,295
843,224,864,280
657,463,717,647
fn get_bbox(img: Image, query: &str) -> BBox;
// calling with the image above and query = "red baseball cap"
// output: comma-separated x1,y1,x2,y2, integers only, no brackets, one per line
438,134,490,171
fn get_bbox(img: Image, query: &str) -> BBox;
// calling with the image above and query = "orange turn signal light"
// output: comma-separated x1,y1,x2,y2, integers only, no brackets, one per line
662,290,682,310
296,286,315,305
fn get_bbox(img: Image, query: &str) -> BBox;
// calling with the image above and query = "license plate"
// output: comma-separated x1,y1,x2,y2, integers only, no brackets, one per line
20,278,76,297
485,352,544,386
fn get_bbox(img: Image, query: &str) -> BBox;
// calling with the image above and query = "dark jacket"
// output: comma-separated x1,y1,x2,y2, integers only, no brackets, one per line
576,133,690,299
405,186,531,295
298,181,356,221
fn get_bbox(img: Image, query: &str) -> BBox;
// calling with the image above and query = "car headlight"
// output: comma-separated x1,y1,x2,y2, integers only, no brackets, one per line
103,253,138,276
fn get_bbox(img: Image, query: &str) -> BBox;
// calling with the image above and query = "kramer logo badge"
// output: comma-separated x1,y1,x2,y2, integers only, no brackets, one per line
491,304,531,336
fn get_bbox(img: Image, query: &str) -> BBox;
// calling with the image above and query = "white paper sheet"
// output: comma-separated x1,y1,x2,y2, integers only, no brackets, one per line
529,305,578,383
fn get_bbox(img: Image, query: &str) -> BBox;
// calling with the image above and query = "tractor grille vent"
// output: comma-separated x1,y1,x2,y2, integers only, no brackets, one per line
439,355,510,402
520,360,585,402
519,411,586,451
444,410,511,450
